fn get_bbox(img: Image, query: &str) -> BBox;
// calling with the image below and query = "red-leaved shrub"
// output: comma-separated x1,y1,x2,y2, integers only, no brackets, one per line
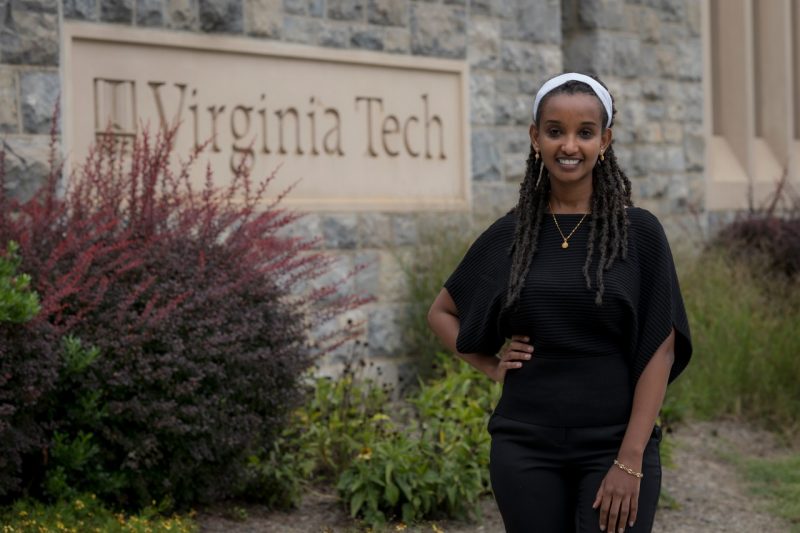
714,176,800,279
0,128,367,506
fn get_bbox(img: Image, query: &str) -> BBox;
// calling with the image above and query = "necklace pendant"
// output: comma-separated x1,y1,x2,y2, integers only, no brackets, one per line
561,241,569,249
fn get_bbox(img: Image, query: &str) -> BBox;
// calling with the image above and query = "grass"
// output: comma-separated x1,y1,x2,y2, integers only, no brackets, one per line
0,494,197,533
668,250,800,433
741,453,800,532
396,220,478,378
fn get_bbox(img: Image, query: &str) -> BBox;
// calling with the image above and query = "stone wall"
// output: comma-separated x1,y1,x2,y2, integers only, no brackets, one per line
562,0,704,236
1,0,703,376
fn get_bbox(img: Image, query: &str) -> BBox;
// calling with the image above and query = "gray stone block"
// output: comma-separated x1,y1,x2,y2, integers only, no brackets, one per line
612,35,640,78
167,0,199,29
684,133,703,172
137,0,165,26
468,16,500,70
576,0,626,31
20,70,59,134
495,72,519,95
308,252,355,302
358,213,392,248
382,27,410,54
367,0,406,26
377,249,410,301
472,182,518,217
471,129,502,182
501,42,561,78
658,0,685,23
283,15,323,44
367,304,406,356
494,92,529,126
1,136,51,202
0,5,58,65
100,0,133,22
503,0,560,44
0,67,18,133
328,0,363,21
354,251,380,296
244,0,282,37
410,3,466,59
489,0,514,19
502,128,531,154
275,212,324,247
199,0,243,33
504,152,527,182
322,214,359,249
470,0,491,17
470,73,495,126
637,44,660,77
63,0,97,19
319,25,350,48
663,145,686,172
351,29,384,51
284,0,324,16
391,214,417,246
676,38,702,81
686,0,701,36
564,33,598,73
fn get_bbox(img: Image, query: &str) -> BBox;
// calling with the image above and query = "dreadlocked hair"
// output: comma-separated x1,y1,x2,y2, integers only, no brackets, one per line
503,76,634,311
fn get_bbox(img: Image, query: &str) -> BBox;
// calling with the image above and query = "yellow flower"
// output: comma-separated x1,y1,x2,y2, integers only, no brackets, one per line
357,446,373,460
431,524,444,533
74,499,85,510
395,523,407,531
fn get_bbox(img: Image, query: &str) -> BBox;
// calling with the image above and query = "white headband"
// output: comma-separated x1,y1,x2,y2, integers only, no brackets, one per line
532,73,613,128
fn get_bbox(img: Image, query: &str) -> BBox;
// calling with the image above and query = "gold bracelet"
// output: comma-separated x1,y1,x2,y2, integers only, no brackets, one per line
613,459,644,479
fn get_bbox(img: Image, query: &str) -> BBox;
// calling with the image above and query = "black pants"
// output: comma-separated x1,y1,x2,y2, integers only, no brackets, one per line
488,413,662,533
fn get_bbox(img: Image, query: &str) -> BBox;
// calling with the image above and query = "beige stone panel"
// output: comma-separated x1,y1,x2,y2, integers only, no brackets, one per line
62,23,470,212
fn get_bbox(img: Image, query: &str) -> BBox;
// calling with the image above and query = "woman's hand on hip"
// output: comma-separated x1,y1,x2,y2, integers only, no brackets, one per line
593,462,642,533
488,335,533,383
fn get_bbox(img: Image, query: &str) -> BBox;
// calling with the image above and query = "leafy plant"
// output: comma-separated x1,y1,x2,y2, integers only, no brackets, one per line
0,493,197,532
337,352,500,527
0,242,54,498
0,241,40,323
243,342,394,509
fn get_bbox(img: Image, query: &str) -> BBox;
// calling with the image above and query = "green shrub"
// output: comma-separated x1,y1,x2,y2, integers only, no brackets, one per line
0,241,39,323
0,241,53,498
41,337,126,503
670,250,800,430
336,353,500,527
243,345,394,509
0,493,196,532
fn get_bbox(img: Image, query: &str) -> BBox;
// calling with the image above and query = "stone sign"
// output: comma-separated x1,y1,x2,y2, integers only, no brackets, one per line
62,23,470,211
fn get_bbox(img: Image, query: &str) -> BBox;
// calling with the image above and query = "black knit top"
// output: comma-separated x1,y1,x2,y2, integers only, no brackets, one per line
444,207,692,427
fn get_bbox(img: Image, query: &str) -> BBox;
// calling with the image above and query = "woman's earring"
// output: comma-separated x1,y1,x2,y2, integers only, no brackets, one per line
534,157,544,189
600,150,605,162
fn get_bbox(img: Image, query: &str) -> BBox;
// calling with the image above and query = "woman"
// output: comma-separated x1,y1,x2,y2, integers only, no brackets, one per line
427,72,691,533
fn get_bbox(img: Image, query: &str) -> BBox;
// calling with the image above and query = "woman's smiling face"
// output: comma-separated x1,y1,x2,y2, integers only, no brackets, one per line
530,92,612,189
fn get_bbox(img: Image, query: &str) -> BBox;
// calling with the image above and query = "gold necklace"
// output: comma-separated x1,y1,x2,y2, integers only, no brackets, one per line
548,202,589,249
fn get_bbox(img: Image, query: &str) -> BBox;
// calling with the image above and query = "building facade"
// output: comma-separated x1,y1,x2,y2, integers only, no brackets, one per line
0,0,794,375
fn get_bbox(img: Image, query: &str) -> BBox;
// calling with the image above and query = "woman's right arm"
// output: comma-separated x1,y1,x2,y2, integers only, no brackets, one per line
427,288,533,383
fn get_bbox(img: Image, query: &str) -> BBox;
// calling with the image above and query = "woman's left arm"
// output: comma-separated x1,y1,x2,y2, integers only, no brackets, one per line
593,329,675,532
